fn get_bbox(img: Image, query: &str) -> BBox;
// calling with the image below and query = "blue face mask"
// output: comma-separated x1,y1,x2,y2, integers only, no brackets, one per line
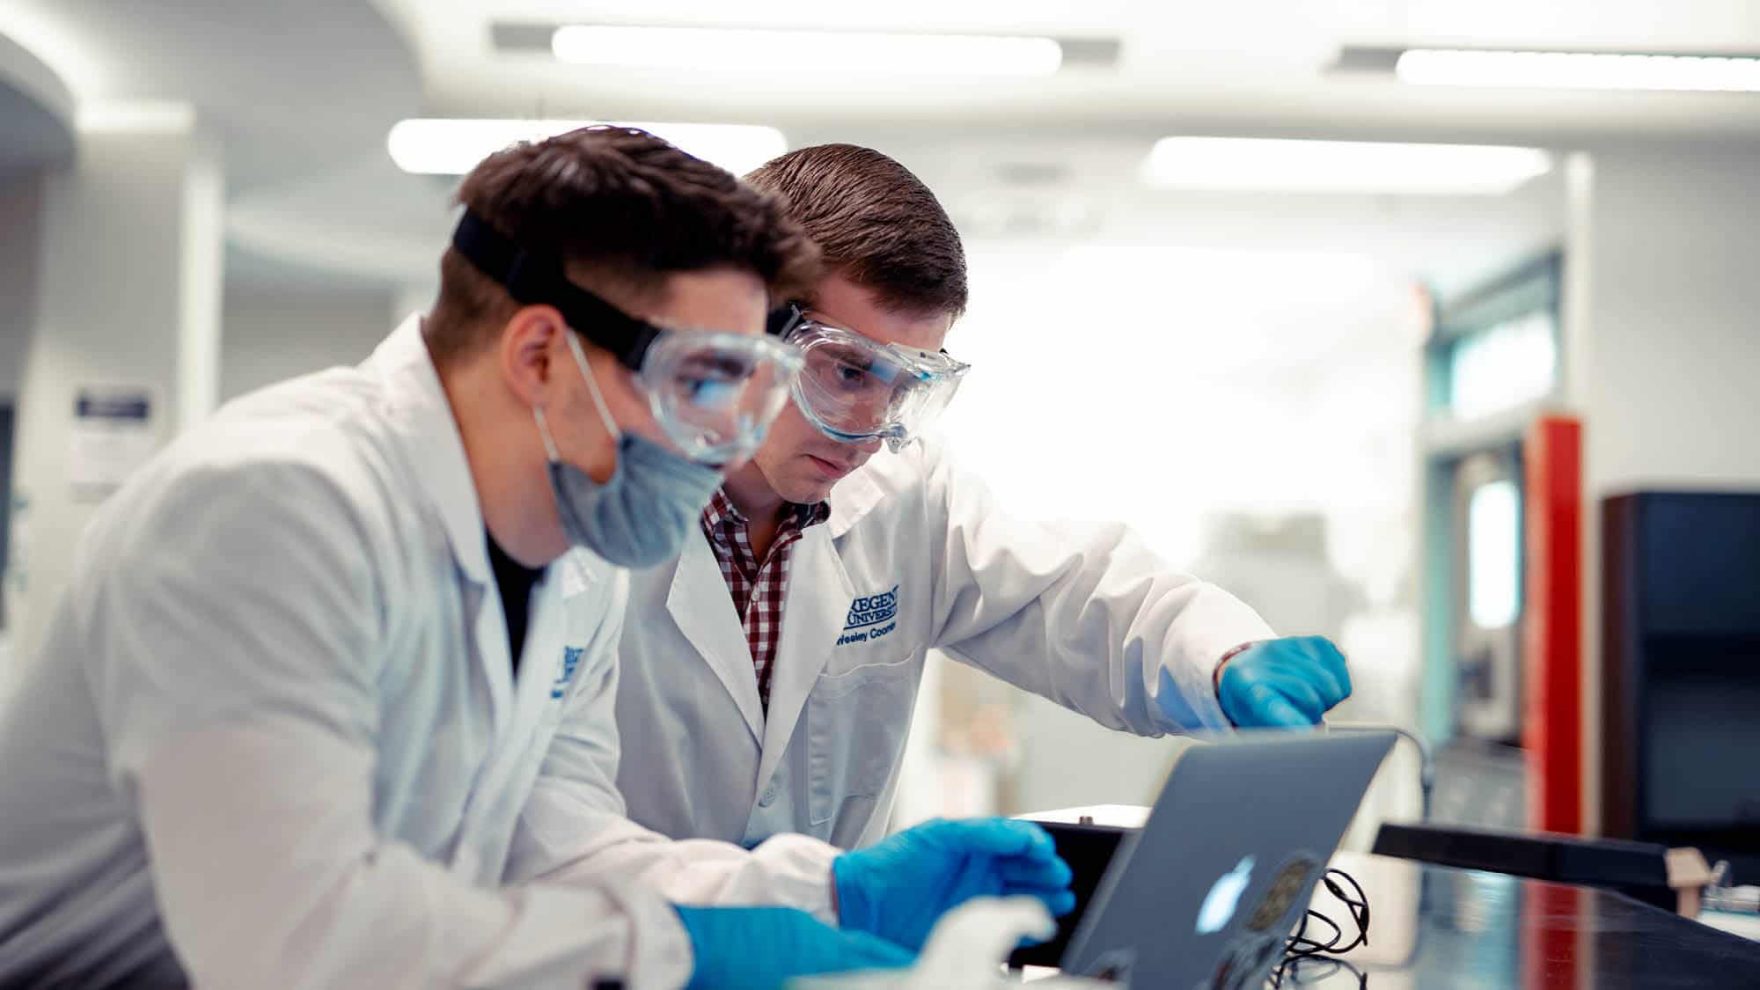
535,336,723,568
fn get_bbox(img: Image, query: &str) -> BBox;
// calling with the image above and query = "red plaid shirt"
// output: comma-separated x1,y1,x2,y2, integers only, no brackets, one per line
699,489,832,710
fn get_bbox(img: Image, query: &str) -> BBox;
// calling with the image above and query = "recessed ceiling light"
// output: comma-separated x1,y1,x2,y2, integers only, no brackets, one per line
1141,137,1552,196
386,119,786,176
551,25,1062,77
1396,48,1760,92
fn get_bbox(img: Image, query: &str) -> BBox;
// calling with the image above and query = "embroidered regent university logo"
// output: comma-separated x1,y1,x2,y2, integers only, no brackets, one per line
837,585,899,646
551,646,584,699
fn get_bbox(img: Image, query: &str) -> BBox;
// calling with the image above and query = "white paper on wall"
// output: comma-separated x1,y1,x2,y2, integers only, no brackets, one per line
69,387,156,500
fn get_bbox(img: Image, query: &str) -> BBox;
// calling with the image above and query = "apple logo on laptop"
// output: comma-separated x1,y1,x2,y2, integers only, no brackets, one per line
1196,855,1255,934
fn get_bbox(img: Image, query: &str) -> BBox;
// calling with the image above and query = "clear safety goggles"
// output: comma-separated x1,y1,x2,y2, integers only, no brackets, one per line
559,323,801,464
784,317,970,452
453,210,804,465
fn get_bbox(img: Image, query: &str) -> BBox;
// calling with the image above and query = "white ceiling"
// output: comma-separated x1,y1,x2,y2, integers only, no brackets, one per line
375,0,1760,136
2,0,1757,294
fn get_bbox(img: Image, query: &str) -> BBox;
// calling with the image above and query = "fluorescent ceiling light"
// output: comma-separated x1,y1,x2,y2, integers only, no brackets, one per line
386,119,786,176
552,25,1061,77
1396,48,1760,92
1141,137,1551,195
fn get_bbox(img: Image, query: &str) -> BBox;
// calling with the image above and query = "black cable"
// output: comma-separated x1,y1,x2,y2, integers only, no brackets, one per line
1269,955,1369,989
1266,867,1371,988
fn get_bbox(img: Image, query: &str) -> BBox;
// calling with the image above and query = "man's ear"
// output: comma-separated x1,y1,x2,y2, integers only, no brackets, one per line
500,304,569,407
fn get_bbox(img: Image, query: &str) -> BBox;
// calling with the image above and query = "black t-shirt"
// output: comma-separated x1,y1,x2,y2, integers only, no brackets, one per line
486,530,544,676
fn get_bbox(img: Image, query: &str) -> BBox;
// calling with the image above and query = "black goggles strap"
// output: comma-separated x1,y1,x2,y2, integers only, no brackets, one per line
452,210,659,371
453,210,800,370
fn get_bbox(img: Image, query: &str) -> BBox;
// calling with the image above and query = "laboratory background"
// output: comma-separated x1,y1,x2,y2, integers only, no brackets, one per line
1,0,1759,960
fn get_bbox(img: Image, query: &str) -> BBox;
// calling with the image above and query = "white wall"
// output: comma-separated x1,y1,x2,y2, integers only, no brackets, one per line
219,285,394,402
913,241,1429,816
1574,143,1760,492
8,106,223,662
1564,140,1760,833
942,243,1427,574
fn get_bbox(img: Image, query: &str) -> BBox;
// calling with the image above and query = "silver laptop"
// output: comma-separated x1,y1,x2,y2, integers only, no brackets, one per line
1059,731,1396,988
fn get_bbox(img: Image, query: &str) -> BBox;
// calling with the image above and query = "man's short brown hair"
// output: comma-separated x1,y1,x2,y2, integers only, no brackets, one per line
744,144,967,319
427,126,820,362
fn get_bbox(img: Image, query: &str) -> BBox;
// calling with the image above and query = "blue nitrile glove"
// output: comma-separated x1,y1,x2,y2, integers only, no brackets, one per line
832,817,1077,951
675,905,914,990
1216,635,1353,728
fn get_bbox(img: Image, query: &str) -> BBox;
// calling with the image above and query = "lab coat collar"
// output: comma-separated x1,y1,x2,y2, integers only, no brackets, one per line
755,524,854,788
826,462,888,540
368,314,494,587
663,536,765,744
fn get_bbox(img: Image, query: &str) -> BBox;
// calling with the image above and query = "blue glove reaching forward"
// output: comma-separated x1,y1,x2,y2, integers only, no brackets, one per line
676,905,913,990
1216,636,1352,728
833,817,1076,951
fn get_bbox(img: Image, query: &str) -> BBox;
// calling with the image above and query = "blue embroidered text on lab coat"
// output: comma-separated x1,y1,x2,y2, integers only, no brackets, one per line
837,586,899,646
551,646,584,699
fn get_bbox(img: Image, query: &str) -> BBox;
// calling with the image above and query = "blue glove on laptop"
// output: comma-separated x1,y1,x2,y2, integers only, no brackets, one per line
1216,636,1352,728
834,817,1077,950
675,905,913,990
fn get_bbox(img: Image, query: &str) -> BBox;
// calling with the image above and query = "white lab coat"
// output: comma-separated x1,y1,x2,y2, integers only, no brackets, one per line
614,439,1278,851
0,317,833,990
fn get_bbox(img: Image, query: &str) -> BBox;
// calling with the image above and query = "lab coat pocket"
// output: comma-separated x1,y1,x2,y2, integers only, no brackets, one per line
805,655,920,829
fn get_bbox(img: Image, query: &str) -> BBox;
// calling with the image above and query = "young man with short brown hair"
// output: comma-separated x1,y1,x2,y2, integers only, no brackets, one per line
614,143,1354,855
0,129,1071,988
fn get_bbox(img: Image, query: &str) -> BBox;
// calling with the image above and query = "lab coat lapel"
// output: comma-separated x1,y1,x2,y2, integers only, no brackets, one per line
756,525,853,789
450,552,607,877
464,580,517,734
666,534,764,743
513,574,567,729
520,549,611,720
369,315,515,729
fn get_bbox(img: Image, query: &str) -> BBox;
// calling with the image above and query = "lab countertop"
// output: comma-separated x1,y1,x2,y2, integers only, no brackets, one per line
1289,852,1760,989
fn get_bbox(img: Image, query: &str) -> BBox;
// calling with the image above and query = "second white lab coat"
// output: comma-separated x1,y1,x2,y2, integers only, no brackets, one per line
614,440,1277,852
0,317,834,990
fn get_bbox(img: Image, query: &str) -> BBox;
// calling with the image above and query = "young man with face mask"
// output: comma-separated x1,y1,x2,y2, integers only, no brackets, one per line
0,130,1073,989
612,144,1356,856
